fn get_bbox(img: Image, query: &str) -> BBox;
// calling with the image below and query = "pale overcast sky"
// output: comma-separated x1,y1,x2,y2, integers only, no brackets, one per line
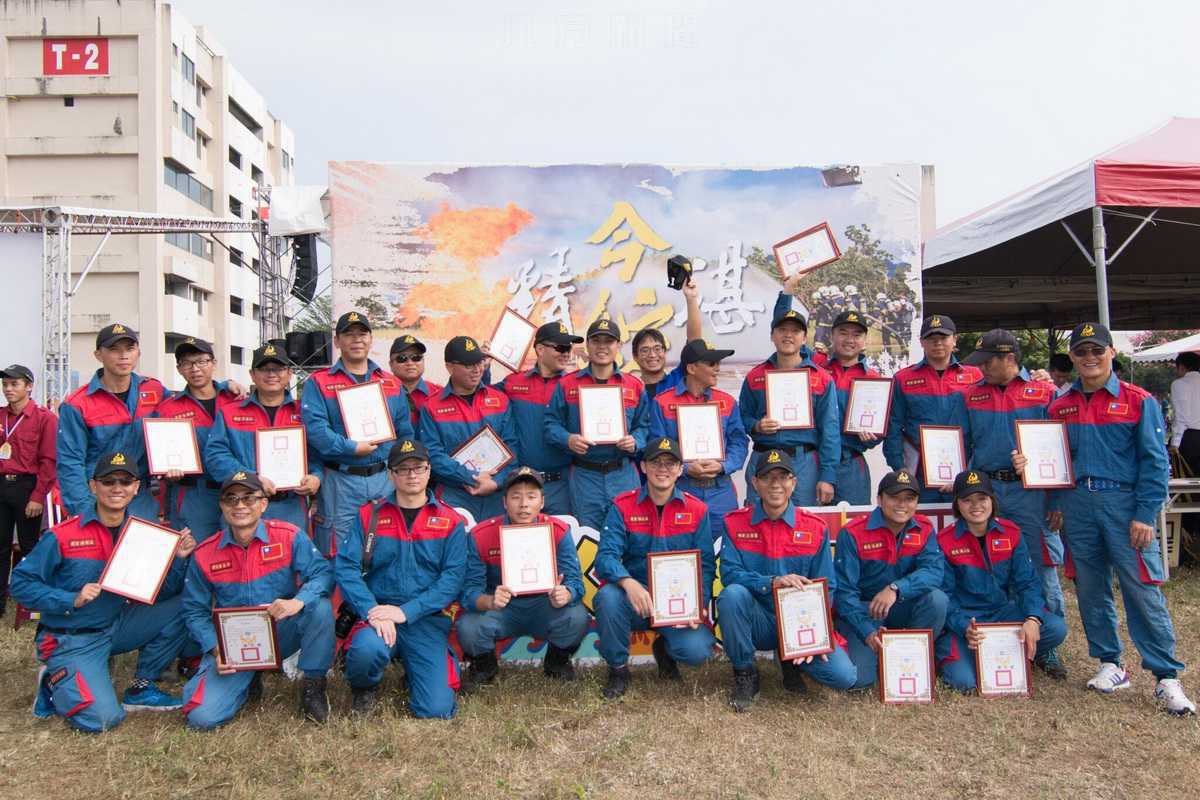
172,0,1200,226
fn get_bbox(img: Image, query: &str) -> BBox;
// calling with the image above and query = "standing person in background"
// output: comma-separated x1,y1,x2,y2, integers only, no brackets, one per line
1048,353,1075,397
1169,351,1200,539
389,334,442,429
822,310,884,505
630,279,703,398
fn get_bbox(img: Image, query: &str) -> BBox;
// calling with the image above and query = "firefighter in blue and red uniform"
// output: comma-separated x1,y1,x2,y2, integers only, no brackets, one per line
57,324,166,520
335,439,467,718
718,449,857,712
822,309,885,505
1040,322,1194,714
545,318,652,532
205,344,321,531
490,322,583,516
833,469,947,689
739,307,840,507
419,335,519,525
301,311,414,555
11,452,193,732
935,470,1068,691
456,466,590,690
180,471,334,728
593,437,715,700
389,334,443,429
650,338,748,539
883,315,982,502
154,338,242,540
630,277,702,398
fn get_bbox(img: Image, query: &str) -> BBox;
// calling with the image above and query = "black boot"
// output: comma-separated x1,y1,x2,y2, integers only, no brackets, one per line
729,667,760,712
247,672,264,705
300,676,329,723
351,685,379,716
1034,648,1069,681
652,635,681,681
780,659,809,695
543,645,577,681
602,666,632,700
461,652,499,693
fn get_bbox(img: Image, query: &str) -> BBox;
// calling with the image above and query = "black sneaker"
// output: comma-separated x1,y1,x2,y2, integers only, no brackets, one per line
301,676,329,723
780,659,809,695
247,672,264,705
729,667,760,712
651,635,681,681
543,645,577,681
1035,648,1069,681
460,652,500,694
602,666,631,700
351,686,379,716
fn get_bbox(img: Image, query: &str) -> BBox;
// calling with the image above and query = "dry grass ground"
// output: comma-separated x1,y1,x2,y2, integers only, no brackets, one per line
2,573,1199,800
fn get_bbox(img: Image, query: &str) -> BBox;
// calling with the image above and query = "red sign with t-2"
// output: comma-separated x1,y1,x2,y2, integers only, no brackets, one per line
43,38,109,75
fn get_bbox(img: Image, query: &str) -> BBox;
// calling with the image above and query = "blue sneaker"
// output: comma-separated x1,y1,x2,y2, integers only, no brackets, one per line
122,684,183,711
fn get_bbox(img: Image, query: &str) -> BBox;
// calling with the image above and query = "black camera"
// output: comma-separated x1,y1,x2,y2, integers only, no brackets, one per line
334,602,359,640
667,255,692,291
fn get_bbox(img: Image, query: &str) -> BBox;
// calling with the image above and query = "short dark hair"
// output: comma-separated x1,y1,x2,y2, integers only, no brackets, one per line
952,492,1000,521
1176,352,1200,372
1048,353,1073,373
631,328,666,353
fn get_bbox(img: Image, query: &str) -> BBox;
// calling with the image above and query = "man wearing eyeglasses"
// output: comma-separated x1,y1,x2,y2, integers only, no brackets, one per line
336,439,467,718
180,471,334,728
389,334,443,428
205,345,322,532
154,339,243,540
301,311,414,556
11,451,195,732
630,278,702,398
1039,322,1194,715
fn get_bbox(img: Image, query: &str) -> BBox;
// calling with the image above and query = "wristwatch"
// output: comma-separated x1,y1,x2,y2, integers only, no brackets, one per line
888,582,900,597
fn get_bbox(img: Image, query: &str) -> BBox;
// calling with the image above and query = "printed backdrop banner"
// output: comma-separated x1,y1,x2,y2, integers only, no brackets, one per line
328,163,928,381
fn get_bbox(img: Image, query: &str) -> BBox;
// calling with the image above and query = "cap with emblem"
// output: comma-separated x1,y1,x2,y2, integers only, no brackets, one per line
962,329,1020,366
878,469,920,496
93,451,137,479
680,338,736,366
96,322,139,349
387,438,430,468
220,470,265,494
586,318,621,341
390,334,427,356
503,466,546,492
251,343,290,369
771,308,808,331
535,321,583,347
1069,321,1113,350
754,448,795,477
335,311,372,334
0,364,34,383
445,335,485,366
642,436,682,462
919,315,956,338
174,337,214,360
832,309,868,332
953,469,995,500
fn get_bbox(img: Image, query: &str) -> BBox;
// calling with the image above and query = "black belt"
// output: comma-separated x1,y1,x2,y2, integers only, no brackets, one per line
37,623,109,636
323,461,387,477
572,458,628,474
273,490,298,501
177,476,220,489
2,473,35,482
686,474,729,489
841,451,865,462
752,443,815,456
542,471,563,483
985,469,1021,482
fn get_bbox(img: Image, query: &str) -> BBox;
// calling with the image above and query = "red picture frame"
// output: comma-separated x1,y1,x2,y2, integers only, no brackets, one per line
451,424,516,475
1014,419,1075,490
675,402,726,463
842,378,894,436
97,516,182,605
877,628,936,705
577,384,627,445
646,549,703,628
487,307,539,373
498,523,558,596
764,369,815,431
254,426,309,491
918,425,965,491
142,417,204,476
213,605,282,672
973,622,1033,698
334,381,397,445
773,577,835,660
771,222,842,279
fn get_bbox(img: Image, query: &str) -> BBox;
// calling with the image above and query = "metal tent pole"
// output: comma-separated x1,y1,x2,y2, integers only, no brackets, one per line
1092,206,1110,327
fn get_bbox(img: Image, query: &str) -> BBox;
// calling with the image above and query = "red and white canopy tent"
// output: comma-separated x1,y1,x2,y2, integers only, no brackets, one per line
923,118,1200,333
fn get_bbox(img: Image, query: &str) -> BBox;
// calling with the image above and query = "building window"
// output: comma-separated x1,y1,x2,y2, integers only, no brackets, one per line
230,295,244,316
251,165,264,186
229,197,243,218
230,346,244,365
196,81,205,108
164,160,213,210
63,96,75,107
228,147,242,169
172,101,178,115
164,275,190,299
191,286,207,315
252,303,262,321
181,110,196,141
166,232,213,261
227,97,263,140
282,150,291,172
251,257,260,273
229,247,244,267
181,54,195,86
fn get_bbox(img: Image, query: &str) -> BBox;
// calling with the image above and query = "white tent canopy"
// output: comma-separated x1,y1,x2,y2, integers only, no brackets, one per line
1132,332,1200,363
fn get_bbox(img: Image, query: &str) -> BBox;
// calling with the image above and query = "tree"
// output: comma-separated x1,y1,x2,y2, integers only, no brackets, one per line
290,295,332,333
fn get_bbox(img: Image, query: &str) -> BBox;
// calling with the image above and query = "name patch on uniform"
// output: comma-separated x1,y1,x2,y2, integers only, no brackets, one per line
47,667,69,688
861,541,884,551
487,547,501,558
969,392,991,403
434,405,456,415
734,530,759,541
793,529,814,545
260,543,284,562
67,538,96,549
949,546,972,557
629,515,650,524
209,559,234,573
427,516,450,529
674,512,693,525
1055,406,1080,418
903,378,926,388
508,384,530,393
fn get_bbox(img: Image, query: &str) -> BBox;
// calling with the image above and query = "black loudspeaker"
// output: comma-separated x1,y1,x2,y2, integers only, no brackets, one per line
290,234,318,303
285,330,331,369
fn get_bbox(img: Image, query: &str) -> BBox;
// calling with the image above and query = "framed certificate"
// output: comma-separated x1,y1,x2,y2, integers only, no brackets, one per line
143,418,202,475
878,628,935,704
578,384,627,445
974,622,1031,698
843,378,893,436
773,578,834,660
255,426,308,491
647,549,703,628
772,222,842,279
488,307,538,373
918,425,965,490
764,370,814,430
499,523,557,596
676,403,725,463
97,517,181,604
451,425,515,475
1015,420,1075,490
335,381,396,445
213,606,281,671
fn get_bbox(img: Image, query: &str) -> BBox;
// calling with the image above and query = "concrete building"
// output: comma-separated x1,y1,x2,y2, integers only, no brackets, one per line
0,0,295,390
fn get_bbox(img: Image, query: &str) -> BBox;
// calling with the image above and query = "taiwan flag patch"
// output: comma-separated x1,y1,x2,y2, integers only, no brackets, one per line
1107,402,1130,416
260,542,284,561
902,531,922,546
674,512,693,525
793,529,814,545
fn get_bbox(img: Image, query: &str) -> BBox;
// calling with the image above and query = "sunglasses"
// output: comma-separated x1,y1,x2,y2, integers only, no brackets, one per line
1071,346,1107,358
392,353,424,363
539,343,573,354
220,494,265,507
96,477,136,487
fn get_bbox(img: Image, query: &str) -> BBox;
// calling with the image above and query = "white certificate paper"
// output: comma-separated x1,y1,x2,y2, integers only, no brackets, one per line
143,418,202,475
578,384,626,445
499,523,557,596
879,629,934,704
215,606,279,671
1015,420,1074,489
452,425,514,475
489,307,538,372
772,223,841,279
648,550,702,627
844,378,893,435
676,403,725,462
774,580,834,659
336,381,396,444
919,425,965,490
975,623,1031,697
255,426,307,491
98,517,181,604
765,370,813,430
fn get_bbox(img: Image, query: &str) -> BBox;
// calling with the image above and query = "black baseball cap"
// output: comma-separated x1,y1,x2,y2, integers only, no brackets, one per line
0,364,34,383
953,470,994,500
445,335,485,365
920,315,956,338
1069,322,1113,350
643,437,682,462
962,329,1020,366
503,466,545,492
335,311,372,334
174,337,214,360
878,469,920,496
771,309,808,330
93,451,137,479
832,309,869,332
587,318,621,340
96,323,139,349
535,321,583,347
390,334,427,356
680,338,735,366
387,438,430,467
251,343,290,369
221,470,265,495
754,449,795,477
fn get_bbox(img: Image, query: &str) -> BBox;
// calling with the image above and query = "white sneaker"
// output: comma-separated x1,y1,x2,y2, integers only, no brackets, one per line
1154,679,1197,716
1086,662,1131,693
